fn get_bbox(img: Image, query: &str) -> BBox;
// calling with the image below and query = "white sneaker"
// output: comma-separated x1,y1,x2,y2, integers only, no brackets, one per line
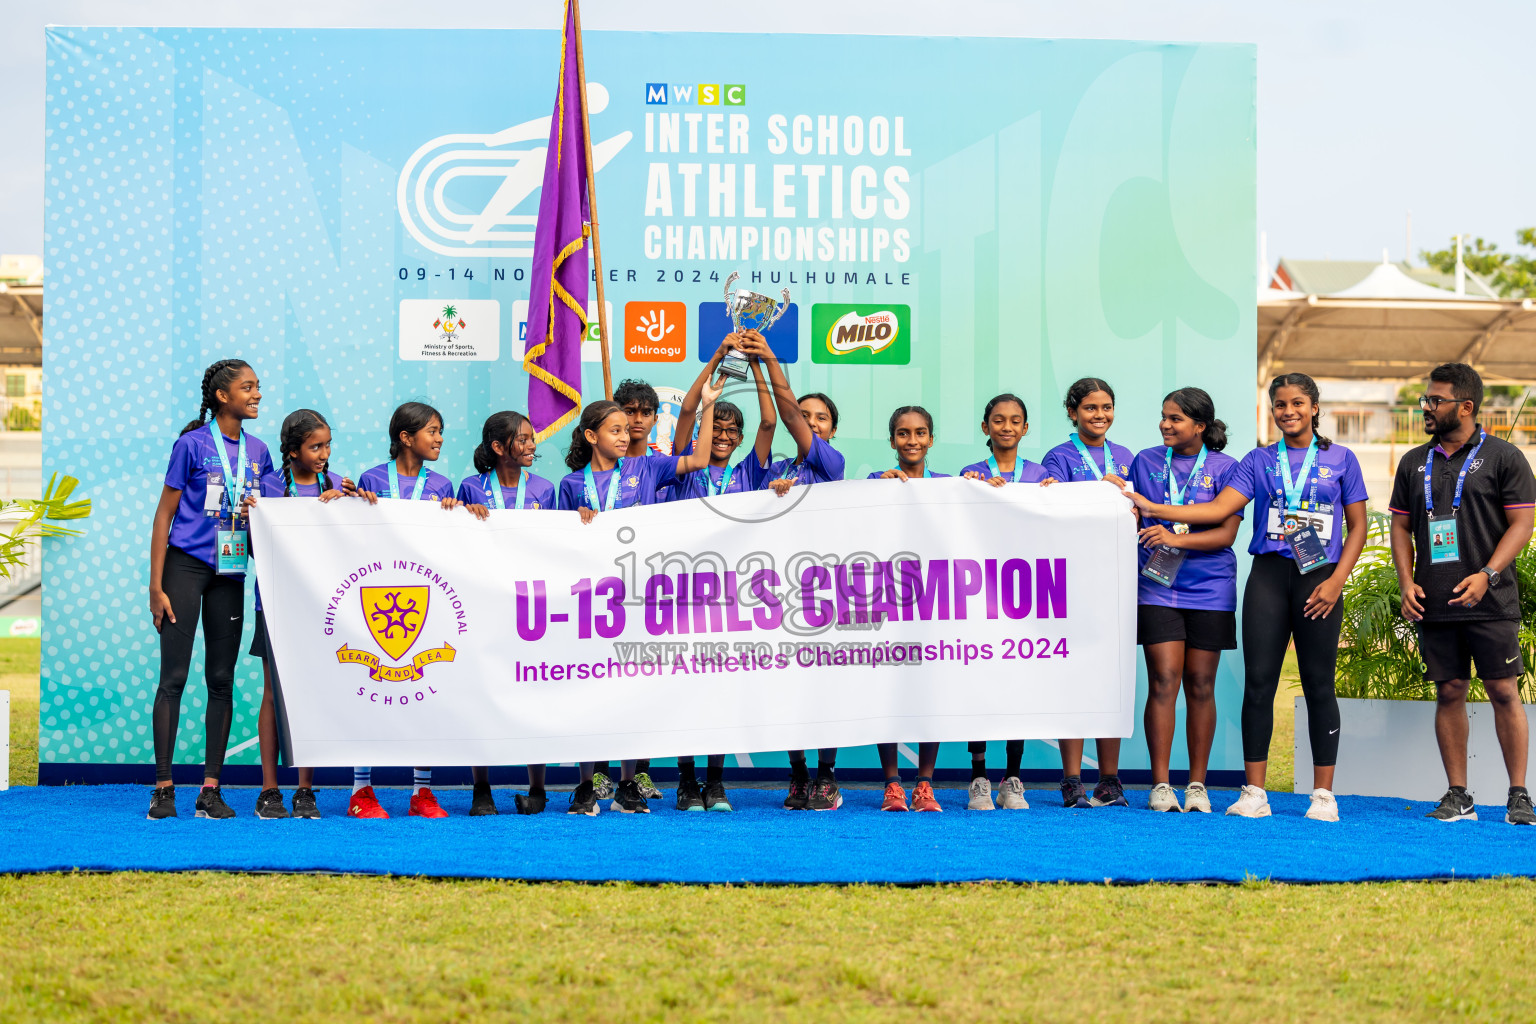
967,776,995,811
1147,781,1182,812
1305,788,1339,822
1182,781,1212,813
1225,785,1272,817
995,776,1029,810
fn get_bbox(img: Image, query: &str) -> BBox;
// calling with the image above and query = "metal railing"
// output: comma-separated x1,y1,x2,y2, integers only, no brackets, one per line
1387,407,1536,445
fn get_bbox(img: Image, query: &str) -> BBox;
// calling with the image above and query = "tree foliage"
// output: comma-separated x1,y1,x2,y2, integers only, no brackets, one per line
1421,229,1536,298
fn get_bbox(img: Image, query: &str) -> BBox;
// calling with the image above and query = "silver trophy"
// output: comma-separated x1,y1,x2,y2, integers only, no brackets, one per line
720,272,791,380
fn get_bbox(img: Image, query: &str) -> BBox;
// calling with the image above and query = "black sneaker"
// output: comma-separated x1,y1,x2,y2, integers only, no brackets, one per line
147,785,177,820
612,778,651,814
567,780,599,816
514,790,547,815
195,785,236,819
783,776,811,810
470,783,499,816
702,780,733,812
1089,775,1128,808
1506,787,1535,825
675,775,704,812
291,787,321,819
1426,786,1477,822
808,775,843,811
1060,776,1090,809
254,788,290,819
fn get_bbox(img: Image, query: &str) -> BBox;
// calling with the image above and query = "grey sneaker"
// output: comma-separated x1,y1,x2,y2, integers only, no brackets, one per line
967,776,995,810
995,776,1029,810
1226,785,1272,818
1505,787,1534,825
1304,788,1339,822
1182,781,1212,814
634,771,662,800
1148,782,1181,812
1426,787,1477,822
591,772,616,800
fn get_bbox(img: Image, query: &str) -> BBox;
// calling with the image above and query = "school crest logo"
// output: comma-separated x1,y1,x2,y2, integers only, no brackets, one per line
336,584,457,683
1318,466,1332,478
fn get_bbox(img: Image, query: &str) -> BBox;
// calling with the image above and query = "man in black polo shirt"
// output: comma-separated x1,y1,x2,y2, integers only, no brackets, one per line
1390,362,1536,824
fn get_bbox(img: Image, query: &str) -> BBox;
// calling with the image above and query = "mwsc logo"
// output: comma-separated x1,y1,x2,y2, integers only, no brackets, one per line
397,83,632,257
811,303,911,365
644,83,746,106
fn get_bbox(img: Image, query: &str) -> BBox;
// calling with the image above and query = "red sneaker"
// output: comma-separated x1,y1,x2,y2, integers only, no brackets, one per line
348,786,389,819
912,781,943,812
409,787,449,818
881,780,909,812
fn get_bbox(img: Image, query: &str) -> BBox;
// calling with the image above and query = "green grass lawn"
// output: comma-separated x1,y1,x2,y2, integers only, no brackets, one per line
6,641,1531,1021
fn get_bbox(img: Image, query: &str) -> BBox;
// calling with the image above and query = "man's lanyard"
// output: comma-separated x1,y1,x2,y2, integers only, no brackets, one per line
1425,429,1486,517
207,424,248,522
1069,433,1113,480
986,454,1023,483
583,459,624,510
1276,437,1319,512
699,463,737,496
1164,445,1210,506
484,471,527,510
385,463,433,501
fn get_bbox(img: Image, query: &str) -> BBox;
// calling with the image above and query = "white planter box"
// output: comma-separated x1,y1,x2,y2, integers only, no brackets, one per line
1295,696,1536,802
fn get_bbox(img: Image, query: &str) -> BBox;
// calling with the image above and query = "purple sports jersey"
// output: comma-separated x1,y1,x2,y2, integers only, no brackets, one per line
1129,446,1243,610
1041,438,1136,483
1229,442,1369,563
356,463,456,501
958,455,1050,483
866,469,951,479
661,439,757,501
163,427,274,572
455,471,557,510
558,456,685,510
745,434,846,489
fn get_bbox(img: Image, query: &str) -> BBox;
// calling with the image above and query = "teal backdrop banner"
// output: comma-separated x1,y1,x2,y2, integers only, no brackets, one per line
42,28,1255,781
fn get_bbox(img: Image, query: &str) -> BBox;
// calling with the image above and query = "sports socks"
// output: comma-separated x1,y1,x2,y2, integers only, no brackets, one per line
1005,739,1025,778
970,751,987,781
678,756,698,785
413,768,431,795
706,756,724,785
352,767,371,794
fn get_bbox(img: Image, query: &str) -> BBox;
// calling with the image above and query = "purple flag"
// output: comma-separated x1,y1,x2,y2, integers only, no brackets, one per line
524,0,591,442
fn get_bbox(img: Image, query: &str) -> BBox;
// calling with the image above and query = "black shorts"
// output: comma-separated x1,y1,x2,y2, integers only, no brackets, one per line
1417,619,1522,682
1137,605,1237,651
248,609,268,660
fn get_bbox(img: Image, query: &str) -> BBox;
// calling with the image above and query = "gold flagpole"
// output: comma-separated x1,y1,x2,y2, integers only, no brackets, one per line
570,0,613,401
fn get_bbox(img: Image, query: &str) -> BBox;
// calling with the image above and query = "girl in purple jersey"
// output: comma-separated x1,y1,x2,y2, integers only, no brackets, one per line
1039,379,1137,811
351,402,466,820
1114,388,1242,814
957,394,1056,811
146,359,274,821
556,386,724,816
455,410,558,815
1127,374,1368,821
666,332,778,504
250,409,365,819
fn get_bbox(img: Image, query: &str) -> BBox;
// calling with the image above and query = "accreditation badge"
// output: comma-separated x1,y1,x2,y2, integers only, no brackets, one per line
1141,544,1186,588
1429,516,1460,565
1285,519,1329,574
216,529,249,575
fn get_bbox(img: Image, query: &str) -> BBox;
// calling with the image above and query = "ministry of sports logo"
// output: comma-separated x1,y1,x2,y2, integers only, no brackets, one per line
328,562,469,700
396,83,631,257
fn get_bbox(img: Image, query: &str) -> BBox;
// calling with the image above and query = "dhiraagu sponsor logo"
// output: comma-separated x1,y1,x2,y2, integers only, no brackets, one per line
811,303,910,364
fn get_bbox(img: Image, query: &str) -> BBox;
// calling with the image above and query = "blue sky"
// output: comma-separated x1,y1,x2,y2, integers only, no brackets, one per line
3,0,1532,270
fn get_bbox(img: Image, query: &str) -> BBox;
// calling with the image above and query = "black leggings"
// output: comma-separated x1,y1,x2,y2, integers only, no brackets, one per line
1241,553,1342,766
153,546,245,783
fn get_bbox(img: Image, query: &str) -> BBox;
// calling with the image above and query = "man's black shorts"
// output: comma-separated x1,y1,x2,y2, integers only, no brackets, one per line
1136,605,1237,651
1417,619,1523,682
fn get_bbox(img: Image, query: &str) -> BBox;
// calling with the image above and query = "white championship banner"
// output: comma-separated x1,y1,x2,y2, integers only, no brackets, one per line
249,479,1138,766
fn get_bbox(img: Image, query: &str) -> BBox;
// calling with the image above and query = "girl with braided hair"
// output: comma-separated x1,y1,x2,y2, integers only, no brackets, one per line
147,358,273,820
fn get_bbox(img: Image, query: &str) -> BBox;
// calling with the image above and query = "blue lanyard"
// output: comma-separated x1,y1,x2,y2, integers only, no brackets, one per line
284,470,326,497
896,465,934,478
207,424,248,520
483,471,528,510
1276,438,1319,513
1069,434,1112,480
583,459,624,510
1425,429,1486,517
777,459,803,482
1164,445,1209,506
699,463,737,496
986,454,1023,483
386,463,433,501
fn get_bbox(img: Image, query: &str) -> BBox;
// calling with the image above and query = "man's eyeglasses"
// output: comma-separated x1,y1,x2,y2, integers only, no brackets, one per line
1418,395,1464,411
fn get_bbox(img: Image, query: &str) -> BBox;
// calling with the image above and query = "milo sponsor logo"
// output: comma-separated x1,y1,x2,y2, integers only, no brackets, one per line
811,303,911,365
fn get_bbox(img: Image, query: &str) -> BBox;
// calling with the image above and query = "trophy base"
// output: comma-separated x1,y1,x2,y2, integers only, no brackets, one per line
716,357,750,381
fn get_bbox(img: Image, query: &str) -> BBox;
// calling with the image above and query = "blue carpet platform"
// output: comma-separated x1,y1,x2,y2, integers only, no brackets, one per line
1,785,1531,884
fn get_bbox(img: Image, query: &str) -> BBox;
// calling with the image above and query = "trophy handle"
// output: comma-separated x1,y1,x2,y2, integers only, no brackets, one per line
723,272,739,303
764,289,792,329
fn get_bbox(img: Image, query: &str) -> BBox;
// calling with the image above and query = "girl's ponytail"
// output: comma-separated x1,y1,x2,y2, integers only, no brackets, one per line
472,442,495,475
474,410,531,475
180,359,250,436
